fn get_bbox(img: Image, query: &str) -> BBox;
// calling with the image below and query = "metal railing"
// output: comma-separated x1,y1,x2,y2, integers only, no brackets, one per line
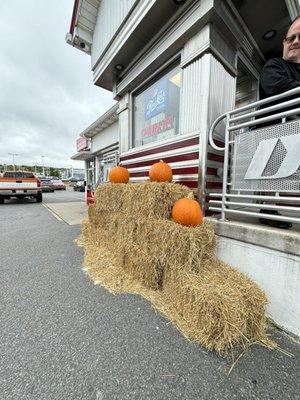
208,87,300,224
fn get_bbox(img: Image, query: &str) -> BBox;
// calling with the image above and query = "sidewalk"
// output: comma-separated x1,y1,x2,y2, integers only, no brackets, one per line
43,201,88,225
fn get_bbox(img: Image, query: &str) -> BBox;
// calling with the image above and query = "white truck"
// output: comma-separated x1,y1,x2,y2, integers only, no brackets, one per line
0,171,42,204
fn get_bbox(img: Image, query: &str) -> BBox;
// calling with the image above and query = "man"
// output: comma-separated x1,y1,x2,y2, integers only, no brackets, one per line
260,16,300,100
258,17,300,229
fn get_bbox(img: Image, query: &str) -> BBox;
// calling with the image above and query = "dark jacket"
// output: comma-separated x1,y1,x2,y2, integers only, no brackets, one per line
259,58,300,99
258,58,300,123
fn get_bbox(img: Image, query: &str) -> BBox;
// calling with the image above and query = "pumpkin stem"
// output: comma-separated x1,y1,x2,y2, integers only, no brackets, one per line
187,192,194,200
159,160,164,163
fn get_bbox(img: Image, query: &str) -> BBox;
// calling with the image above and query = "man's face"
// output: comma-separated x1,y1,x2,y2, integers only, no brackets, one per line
283,19,300,63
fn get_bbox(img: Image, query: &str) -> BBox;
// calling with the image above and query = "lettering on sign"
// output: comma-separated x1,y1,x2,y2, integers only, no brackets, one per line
141,116,174,138
76,137,89,152
244,135,300,180
144,80,167,119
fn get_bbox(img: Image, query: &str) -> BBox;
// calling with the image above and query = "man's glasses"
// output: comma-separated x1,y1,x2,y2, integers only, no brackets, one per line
284,33,300,44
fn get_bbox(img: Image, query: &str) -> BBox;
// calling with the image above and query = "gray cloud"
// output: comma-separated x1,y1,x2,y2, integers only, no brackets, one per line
0,0,116,168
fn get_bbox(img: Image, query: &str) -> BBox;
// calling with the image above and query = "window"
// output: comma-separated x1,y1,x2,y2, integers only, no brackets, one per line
235,60,258,109
133,64,181,147
3,172,35,179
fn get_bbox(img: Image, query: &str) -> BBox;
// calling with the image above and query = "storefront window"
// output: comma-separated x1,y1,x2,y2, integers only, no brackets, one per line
133,64,181,147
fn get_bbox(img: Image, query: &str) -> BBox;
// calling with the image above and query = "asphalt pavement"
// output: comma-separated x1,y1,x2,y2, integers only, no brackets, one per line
0,188,299,400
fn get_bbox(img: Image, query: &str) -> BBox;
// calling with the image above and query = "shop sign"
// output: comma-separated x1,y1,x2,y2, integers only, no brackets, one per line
141,116,174,138
144,80,167,119
244,135,300,180
233,121,300,192
77,137,89,152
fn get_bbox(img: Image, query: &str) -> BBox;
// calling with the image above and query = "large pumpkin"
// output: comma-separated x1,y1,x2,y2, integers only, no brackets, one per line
109,166,130,183
149,160,172,182
172,194,203,226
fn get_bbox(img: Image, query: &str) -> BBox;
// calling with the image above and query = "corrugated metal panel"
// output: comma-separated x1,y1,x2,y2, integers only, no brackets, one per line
92,0,136,67
179,58,203,135
205,56,236,207
208,57,235,140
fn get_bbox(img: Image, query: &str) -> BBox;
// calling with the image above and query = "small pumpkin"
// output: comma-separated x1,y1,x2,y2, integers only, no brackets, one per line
172,193,203,226
109,166,130,183
149,160,173,182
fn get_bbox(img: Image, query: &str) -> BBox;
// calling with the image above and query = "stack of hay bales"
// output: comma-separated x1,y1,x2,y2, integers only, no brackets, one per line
78,182,274,355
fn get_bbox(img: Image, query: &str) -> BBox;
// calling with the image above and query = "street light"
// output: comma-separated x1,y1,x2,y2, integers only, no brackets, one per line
8,153,19,171
41,155,45,176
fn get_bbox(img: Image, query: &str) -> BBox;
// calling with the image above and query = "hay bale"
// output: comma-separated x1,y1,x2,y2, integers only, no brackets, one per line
161,259,268,354
93,182,191,220
78,182,274,355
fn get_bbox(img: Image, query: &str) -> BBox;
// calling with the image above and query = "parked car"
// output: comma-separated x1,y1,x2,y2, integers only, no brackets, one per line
0,171,43,203
40,178,55,192
73,180,85,192
51,179,66,190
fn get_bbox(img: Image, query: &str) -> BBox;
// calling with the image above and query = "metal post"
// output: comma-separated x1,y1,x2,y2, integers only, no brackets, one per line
41,155,45,176
9,153,18,171
221,114,230,221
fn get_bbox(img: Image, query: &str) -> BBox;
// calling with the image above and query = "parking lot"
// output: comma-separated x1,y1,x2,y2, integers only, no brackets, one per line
42,185,85,204
0,187,299,400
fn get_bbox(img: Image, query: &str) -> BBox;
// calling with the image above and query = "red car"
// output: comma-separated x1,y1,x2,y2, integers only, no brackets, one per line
51,179,66,190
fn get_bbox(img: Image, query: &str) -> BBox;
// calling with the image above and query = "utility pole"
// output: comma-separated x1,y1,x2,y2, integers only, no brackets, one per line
8,153,19,171
41,155,45,176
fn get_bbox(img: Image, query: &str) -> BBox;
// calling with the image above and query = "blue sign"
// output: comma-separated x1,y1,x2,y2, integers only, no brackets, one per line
144,79,167,119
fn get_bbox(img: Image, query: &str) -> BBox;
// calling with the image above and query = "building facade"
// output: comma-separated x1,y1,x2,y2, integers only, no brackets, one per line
71,104,119,187
67,0,300,336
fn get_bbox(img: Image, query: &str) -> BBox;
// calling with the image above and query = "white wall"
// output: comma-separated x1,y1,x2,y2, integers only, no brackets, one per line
216,237,300,336
91,0,136,68
90,121,119,153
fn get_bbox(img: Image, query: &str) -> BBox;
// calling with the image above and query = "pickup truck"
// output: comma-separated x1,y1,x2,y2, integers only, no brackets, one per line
0,171,42,204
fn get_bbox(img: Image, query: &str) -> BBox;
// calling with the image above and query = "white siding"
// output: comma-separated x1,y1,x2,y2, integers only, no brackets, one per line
91,0,136,67
91,122,119,153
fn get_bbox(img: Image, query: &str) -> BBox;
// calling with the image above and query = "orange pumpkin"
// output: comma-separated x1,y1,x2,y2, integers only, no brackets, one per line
109,166,130,183
149,160,173,182
172,194,203,226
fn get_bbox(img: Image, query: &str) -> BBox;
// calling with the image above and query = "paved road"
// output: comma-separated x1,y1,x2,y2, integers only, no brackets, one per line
43,186,85,203
0,189,299,400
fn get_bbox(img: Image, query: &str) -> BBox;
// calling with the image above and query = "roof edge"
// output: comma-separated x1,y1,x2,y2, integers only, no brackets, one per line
81,103,119,138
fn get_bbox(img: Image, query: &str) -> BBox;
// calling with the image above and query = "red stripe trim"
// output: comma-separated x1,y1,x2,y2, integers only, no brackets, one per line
127,178,198,189
207,153,224,162
126,167,220,179
206,181,223,189
123,152,199,169
207,167,218,175
212,139,224,147
120,137,199,162
69,0,80,35
129,166,199,178
175,181,198,188
129,166,218,178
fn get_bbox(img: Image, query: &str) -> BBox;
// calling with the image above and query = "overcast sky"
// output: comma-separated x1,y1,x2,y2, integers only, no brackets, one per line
0,0,115,169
